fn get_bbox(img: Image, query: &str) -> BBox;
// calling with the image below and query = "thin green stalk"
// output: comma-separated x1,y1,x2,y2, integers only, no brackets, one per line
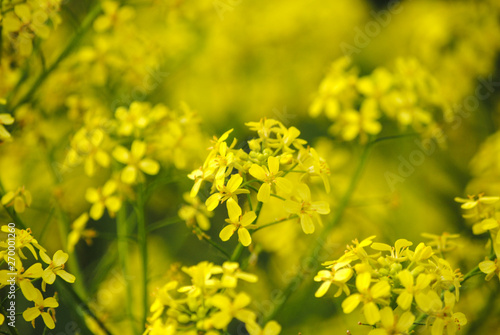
147,217,184,233
117,205,139,335
195,227,231,259
135,183,149,331
252,215,298,233
263,144,372,323
7,3,103,112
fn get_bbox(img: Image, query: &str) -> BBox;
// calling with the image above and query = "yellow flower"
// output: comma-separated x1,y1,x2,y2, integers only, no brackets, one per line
209,292,256,329
114,101,150,136
284,183,330,234
0,226,45,268
178,193,213,231
205,174,250,211
85,180,122,220
479,258,500,281
371,239,413,262
93,1,135,32
66,128,110,176
40,250,76,290
113,140,160,184
314,266,353,298
0,113,14,141
23,290,59,329
214,261,258,288
341,272,391,325
246,320,282,335
68,213,96,253
429,291,467,335
395,270,431,311
1,186,32,213
330,100,382,142
219,198,256,247
368,307,415,335
249,156,292,203
0,263,43,301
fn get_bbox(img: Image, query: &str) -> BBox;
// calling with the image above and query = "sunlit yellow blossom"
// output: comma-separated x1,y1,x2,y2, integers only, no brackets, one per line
205,174,249,211
284,183,330,234
219,198,256,247
1,186,32,213
429,291,467,335
368,307,415,335
0,226,45,267
314,266,353,298
213,261,258,288
341,272,391,325
85,180,122,220
249,156,292,203
371,239,413,262
23,290,59,329
395,270,432,311
113,140,160,183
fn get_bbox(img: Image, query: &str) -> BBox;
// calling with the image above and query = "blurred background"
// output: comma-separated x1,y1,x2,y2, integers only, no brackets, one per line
1,0,499,334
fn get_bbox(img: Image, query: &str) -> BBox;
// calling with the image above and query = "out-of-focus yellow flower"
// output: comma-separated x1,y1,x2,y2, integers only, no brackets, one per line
178,193,213,231
479,258,500,281
0,113,14,141
85,180,122,220
209,292,256,329
68,213,96,252
314,266,353,298
284,183,330,234
214,261,258,288
219,198,256,247
246,320,282,335
113,140,160,184
93,1,135,32
1,186,32,213
23,290,59,329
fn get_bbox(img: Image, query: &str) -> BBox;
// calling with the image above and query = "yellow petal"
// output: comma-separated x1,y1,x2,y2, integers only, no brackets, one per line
275,177,292,194
57,270,76,283
139,159,160,175
257,183,271,203
90,203,105,220
42,312,56,329
356,272,371,292
112,146,130,163
249,164,267,181
121,165,137,184
267,156,280,174
220,225,236,241
396,291,413,310
364,302,380,325
342,294,361,313
263,321,281,335
85,188,100,203
53,250,69,266
240,211,257,226
226,174,243,192
238,228,252,247
131,140,146,158
23,307,41,322
379,307,394,329
226,198,242,222
206,194,222,211
300,213,315,234
315,281,332,298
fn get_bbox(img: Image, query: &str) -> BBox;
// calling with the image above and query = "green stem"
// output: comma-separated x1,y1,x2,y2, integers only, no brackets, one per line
408,252,496,332
195,227,231,259
135,183,149,331
7,3,103,112
117,205,139,335
252,215,298,233
263,144,372,323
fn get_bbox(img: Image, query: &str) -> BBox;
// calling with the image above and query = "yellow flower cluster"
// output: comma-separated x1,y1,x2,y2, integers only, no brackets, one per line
314,236,467,335
186,118,330,246
146,261,281,335
456,195,500,281
0,0,63,57
0,225,75,329
310,57,447,143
